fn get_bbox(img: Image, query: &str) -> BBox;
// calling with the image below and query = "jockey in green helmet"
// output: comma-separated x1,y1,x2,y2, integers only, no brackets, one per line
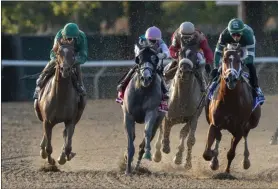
33,23,88,99
209,18,265,105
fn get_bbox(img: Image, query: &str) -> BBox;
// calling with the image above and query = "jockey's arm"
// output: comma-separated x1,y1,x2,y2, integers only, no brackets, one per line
199,38,213,65
214,31,226,68
159,41,170,59
75,31,88,65
50,29,63,61
242,35,256,65
169,29,181,59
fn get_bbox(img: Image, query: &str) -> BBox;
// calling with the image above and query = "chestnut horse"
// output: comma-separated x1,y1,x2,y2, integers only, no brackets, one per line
203,47,261,173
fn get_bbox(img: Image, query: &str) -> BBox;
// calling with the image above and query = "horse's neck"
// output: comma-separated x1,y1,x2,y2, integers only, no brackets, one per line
218,79,248,104
50,67,73,99
171,74,198,104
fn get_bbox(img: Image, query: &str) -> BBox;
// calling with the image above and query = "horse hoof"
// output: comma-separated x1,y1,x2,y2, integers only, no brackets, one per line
66,152,76,161
153,151,162,163
203,150,213,161
210,158,219,171
125,172,132,176
269,138,277,145
40,149,47,159
173,156,182,165
58,153,66,165
48,158,56,165
242,159,251,170
184,162,192,170
162,146,170,154
143,152,152,161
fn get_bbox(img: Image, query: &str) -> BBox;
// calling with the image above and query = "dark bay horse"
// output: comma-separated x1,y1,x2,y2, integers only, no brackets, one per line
121,47,165,175
203,47,261,173
34,40,86,166
153,46,207,170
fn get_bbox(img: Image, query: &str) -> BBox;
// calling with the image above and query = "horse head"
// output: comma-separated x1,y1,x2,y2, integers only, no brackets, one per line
135,47,159,88
221,47,242,90
56,39,76,78
176,46,198,80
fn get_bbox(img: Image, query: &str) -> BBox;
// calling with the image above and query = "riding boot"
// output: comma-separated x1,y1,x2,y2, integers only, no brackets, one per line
116,65,137,104
75,64,86,96
33,59,56,99
246,63,265,105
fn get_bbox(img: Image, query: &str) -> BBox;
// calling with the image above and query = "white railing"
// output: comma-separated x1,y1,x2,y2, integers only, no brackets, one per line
2,57,278,67
2,57,278,99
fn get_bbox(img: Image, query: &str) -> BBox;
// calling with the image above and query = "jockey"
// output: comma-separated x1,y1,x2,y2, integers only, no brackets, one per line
33,23,88,99
116,26,170,112
168,21,213,92
210,18,265,103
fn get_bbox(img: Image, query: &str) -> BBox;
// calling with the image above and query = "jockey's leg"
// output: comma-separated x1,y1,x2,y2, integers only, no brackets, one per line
116,65,137,104
75,64,86,96
246,63,265,104
33,59,56,99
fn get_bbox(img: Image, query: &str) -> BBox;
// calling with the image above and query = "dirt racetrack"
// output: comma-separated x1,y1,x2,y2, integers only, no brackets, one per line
2,96,278,188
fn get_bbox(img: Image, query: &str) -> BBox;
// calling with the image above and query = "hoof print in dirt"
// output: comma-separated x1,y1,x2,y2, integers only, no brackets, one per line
212,172,237,180
39,164,60,172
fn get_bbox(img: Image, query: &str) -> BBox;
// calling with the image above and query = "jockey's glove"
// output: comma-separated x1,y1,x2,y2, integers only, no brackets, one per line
157,53,167,60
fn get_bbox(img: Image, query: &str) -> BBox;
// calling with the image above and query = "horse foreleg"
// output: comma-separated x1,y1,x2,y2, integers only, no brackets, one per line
124,113,135,175
143,111,157,161
225,135,242,173
270,127,278,145
173,122,189,165
44,121,55,165
203,124,216,161
162,118,173,154
184,119,197,170
242,130,251,170
40,134,47,159
210,128,222,171
58,128,67,165
153,124,163,163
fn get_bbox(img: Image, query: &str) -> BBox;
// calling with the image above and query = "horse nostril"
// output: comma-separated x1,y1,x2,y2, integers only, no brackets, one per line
147,76,152,81
225,77,230,82
140,76,144,81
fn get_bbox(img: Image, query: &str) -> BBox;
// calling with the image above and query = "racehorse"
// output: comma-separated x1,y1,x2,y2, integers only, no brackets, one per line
203,47,261,173
34,39,86,166
121,46,165,175
153,46,207,170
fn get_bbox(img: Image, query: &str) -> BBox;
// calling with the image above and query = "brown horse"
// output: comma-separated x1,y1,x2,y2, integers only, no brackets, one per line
34,40,86,166
203,47,261,173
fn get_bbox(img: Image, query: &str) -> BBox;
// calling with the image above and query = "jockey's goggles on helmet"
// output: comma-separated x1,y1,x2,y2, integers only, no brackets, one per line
148,39,158,45
231,33,242,37
181,33,194,43
66,37,74,42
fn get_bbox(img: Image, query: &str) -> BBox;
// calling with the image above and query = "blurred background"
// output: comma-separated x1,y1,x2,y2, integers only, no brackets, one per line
2,1,278,101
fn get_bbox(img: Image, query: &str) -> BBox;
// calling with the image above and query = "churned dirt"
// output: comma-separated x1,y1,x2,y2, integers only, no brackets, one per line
2,96,278,188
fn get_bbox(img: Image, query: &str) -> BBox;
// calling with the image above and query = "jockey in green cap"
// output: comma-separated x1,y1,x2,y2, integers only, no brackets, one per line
209,18,265,104
33,23,88,99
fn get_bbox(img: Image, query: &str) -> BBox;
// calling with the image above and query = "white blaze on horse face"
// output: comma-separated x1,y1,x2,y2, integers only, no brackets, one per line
63,48,69,64
224,53,241,79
